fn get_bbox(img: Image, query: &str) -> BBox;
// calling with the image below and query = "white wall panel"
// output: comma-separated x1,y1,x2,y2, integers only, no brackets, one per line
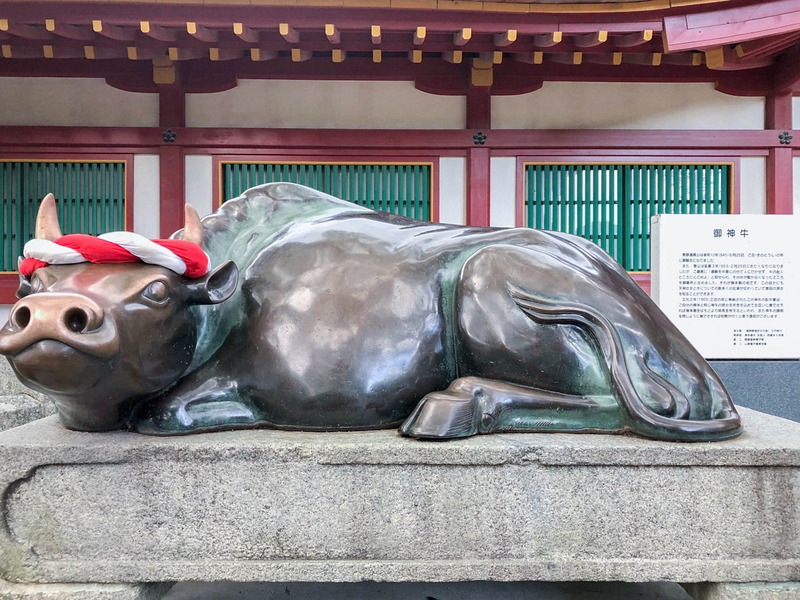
438,158,466,225
0,78,158,127
795,157,800,214
794,98,800,130
187,80,464,129
739,157,767,215
489,157,517,228
493,82,764,130
185,155,214,218
133,155,160,238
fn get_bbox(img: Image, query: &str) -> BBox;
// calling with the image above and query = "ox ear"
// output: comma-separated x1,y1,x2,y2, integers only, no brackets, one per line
185,260,238,305
16,257,31,299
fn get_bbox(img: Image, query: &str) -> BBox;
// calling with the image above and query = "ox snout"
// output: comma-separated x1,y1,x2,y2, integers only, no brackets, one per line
0,293,119,359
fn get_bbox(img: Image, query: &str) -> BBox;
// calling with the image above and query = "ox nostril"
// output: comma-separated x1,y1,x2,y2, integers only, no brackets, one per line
64,308,89,333
11,306,31,330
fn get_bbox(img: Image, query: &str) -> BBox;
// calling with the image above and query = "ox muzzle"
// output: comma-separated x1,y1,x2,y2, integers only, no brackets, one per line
0,293,119,359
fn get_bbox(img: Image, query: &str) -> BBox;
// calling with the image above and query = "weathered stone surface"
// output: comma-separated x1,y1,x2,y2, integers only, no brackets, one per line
0,360,55,432
164,580,694,600
684,582,800,600
0,407,798,586
0,580,172,600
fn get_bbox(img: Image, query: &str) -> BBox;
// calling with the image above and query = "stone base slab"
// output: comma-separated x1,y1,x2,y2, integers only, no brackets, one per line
0,407,799,592
0,581,172,599
683,582,800,600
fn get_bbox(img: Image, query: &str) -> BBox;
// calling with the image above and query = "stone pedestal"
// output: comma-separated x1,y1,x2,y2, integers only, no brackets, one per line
1,407,798,599
0,360,55,433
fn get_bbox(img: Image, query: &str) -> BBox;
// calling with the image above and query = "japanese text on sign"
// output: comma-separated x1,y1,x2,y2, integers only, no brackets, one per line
651,214,799,359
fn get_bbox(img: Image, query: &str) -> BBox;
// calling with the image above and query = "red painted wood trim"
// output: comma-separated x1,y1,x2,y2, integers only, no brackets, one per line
515,156,526,228
663,0,800,53
159,86,186,129
0,127,160,150
4,57,767,97
0,276,19,305
629,273,651,297
773,45,800,93
766,90,794,129
0,126,794,152
466,147,490,227
730,156,742,214
0,3,664,32
431,157,441,223
466,88,491,130
177,128,791,151
495,149,767,159
159,145,185,237
767,146,794,214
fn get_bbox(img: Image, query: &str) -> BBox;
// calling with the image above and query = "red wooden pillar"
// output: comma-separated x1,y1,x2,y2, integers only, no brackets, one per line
466,147,490,226
466,87,491,130
465,61,492,227
158,84,186,237
765,91,794,215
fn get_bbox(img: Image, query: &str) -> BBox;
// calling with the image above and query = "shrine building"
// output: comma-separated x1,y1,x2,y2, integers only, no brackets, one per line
0,0,798,306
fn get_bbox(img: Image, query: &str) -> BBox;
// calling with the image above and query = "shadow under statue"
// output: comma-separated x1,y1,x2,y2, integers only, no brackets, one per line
0,183,741,441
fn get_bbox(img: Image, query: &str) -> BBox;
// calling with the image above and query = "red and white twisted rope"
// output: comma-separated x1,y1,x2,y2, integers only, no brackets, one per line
20,232,210,278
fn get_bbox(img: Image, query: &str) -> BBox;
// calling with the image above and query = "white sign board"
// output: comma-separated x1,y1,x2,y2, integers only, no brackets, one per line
652,214,800,359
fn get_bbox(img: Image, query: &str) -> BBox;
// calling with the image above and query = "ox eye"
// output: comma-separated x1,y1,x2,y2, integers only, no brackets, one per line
142,280,169,303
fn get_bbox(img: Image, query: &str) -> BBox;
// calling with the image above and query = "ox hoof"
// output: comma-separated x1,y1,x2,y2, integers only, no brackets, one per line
399,391,478,439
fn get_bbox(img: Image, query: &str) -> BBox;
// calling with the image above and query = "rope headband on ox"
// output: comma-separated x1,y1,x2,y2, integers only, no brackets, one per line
19,193,209,279
20,233,210,278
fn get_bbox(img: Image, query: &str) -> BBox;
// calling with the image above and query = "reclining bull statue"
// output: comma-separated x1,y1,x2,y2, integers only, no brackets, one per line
0,183,741,441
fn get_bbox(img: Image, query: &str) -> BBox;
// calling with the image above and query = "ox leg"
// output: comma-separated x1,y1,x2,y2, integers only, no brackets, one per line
400,376,622,439
411,242,740,441
134,377,265,435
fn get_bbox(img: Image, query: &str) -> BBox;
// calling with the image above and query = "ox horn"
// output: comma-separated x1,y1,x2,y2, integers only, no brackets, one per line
35,193,63,241
180,204,204,246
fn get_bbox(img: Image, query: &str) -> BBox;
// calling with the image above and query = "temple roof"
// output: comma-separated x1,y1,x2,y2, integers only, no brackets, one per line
0,0,798,96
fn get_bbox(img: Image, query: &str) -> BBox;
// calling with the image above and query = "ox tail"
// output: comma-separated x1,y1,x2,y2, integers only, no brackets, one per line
505,283,742,442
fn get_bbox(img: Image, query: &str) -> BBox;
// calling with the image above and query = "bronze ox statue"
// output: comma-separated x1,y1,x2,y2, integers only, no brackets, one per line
0,183,741,441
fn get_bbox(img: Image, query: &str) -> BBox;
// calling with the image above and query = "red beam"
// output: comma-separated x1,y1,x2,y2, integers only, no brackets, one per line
663,0,800,53
0,50,777,96
0,126,791,153
176,128,790,151
772,44,800,92
0,126,159,149
735,31,800,61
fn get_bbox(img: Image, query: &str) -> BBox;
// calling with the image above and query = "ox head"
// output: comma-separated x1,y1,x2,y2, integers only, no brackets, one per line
0,195,239,431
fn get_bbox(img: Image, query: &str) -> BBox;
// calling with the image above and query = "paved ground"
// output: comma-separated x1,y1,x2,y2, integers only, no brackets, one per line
165,581,692,600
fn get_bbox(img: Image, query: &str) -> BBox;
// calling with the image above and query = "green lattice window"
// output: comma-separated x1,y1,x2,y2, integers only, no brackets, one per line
222,162,432,220
524,163,731,271
1,161,126,272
